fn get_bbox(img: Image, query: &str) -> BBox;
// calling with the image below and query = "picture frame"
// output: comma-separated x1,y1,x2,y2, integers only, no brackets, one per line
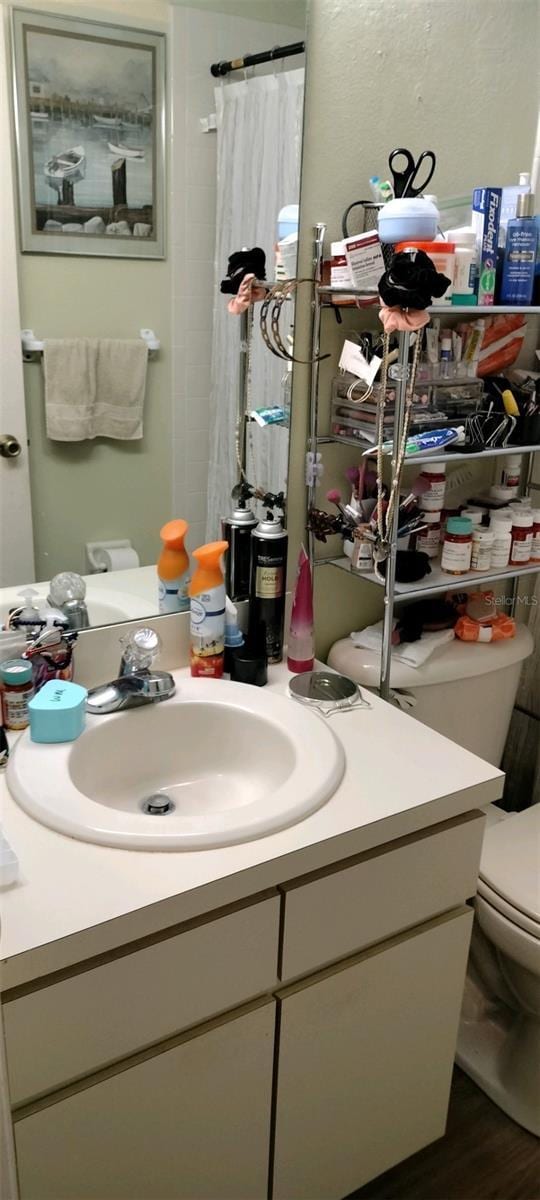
11,8,166,259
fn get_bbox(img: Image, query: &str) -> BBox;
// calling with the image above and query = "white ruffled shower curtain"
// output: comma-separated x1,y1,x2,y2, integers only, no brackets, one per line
205,68,304,538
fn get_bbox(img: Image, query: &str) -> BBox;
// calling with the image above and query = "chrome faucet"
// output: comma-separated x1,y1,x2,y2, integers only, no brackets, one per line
86,626,175,715
47,573,90,631
86,670,176,715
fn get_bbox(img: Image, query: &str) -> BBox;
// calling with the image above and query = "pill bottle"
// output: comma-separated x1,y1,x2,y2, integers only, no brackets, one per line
471,529,494,571
418,463,446,512
499,453,522,491
531,510,540,563
510,511,533,565
491,527,512,568
0,659,34,730
351,525,373,573
441,517,473,574
416,512,442,558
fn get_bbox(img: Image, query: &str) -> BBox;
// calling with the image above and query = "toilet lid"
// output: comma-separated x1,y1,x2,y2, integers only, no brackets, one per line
479,804,540,925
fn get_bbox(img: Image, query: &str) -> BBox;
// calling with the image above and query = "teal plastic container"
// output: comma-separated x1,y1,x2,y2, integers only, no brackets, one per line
28,679,88,744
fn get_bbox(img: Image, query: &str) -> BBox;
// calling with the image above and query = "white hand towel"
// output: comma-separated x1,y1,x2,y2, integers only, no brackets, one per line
94,339,148,440
350,621,454,667
42,339,97,441
42,338,148,441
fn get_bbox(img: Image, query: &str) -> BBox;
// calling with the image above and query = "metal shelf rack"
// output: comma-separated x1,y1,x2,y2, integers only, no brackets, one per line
306,224,540,701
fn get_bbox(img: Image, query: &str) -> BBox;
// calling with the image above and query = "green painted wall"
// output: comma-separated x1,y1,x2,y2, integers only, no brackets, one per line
289,0,539,660
10,0,172,579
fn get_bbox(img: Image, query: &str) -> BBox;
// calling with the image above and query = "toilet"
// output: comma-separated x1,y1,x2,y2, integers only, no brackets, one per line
328,623,534,767
328,624,539,1132
457,803,540,1136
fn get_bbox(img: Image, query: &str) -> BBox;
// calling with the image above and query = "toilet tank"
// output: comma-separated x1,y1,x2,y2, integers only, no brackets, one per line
328,624,534,766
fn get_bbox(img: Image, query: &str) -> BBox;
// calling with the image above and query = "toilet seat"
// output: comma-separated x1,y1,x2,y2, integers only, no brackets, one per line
478,803,540,928
477,878,540,940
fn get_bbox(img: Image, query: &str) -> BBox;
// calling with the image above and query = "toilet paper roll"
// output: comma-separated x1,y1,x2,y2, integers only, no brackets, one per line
94,546,140,572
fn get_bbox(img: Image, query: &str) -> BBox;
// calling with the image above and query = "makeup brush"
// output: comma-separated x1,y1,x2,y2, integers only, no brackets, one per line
399,474,431,512
326,490,358,526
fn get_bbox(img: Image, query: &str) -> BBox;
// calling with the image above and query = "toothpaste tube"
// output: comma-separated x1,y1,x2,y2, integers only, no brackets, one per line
471,188,502,305
365,426,466,457
249,406,285,426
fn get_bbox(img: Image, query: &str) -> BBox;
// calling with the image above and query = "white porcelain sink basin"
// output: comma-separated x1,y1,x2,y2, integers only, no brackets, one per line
7,678,345,850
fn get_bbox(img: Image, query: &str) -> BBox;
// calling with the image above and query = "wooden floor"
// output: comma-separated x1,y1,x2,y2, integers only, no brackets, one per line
349,1068,540,1200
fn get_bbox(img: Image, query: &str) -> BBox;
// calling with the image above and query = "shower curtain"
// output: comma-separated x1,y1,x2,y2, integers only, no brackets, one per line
205,68,304,538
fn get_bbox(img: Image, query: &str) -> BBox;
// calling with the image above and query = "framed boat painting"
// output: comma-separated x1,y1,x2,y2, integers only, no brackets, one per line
11,8,165,258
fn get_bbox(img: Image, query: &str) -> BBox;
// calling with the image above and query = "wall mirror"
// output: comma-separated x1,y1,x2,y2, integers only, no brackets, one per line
1,0,307,632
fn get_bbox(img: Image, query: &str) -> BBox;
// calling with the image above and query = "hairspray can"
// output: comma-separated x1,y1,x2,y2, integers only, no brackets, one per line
250,515,288,663
221,502,257,601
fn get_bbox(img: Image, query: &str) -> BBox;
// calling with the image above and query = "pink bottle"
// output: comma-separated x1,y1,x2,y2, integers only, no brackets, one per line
287,545,315,673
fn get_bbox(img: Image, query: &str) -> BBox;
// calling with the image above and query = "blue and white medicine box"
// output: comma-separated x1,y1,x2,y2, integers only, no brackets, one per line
28,679,88,743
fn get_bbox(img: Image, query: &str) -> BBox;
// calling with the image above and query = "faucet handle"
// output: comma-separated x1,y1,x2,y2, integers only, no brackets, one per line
119,626,162,676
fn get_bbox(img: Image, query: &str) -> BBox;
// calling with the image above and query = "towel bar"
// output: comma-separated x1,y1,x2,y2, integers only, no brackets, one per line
21,328,160,358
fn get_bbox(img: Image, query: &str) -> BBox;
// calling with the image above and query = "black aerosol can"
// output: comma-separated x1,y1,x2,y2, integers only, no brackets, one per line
250,514,288,663
222,501,258,601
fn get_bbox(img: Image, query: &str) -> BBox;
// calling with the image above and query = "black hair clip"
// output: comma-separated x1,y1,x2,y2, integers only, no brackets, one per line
378,249,451,310
220,247,266,295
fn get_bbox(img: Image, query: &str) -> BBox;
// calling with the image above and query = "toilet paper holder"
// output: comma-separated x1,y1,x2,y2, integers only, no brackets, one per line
86,540,140,573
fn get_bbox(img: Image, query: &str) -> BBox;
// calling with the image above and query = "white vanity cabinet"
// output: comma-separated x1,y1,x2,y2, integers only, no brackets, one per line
272,908,473,1200
3,811,486,1200
14,1001,276,1200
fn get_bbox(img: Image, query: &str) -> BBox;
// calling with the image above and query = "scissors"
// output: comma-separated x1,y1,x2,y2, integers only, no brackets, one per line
388,147,436,198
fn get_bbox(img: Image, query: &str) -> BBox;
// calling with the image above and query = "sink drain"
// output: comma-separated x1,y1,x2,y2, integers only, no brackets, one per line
141,793,175,816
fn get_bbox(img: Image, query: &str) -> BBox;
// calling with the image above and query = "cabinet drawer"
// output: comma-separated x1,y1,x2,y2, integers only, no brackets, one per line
4,894,280,1106
280,812,483,980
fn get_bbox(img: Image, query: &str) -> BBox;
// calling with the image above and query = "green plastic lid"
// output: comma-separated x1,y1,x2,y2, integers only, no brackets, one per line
446,517,473,536
0,658,32,684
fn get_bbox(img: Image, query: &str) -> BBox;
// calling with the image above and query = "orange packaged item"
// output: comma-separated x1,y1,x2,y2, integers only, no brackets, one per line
455,614,515,642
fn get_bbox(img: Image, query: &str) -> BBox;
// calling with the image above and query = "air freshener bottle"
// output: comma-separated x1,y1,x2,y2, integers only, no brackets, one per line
250,515,288,664
189,541,228,678
158,520,190,613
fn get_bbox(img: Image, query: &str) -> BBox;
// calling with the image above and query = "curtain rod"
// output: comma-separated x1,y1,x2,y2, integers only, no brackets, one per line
210,40,305,78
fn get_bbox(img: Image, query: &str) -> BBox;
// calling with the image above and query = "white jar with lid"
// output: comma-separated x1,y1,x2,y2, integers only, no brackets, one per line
490,483,519,503
445,227,478,302
471,529,494,571
490,507,514,527
461,508,485,527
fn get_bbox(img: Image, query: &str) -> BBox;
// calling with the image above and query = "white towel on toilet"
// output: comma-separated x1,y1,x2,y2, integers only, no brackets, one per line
43,338,148,441
350,622,454,667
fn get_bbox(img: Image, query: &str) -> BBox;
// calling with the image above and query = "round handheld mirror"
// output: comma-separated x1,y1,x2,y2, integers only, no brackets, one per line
289,670,370,716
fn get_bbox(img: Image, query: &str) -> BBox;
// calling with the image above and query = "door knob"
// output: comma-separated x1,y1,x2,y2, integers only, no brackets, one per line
0,434,22,459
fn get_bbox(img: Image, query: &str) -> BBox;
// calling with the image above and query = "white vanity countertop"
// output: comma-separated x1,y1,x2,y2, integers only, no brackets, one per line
0,663,503,988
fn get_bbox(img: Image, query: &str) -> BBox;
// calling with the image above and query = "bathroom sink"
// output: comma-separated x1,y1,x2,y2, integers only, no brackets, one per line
7,678,345,850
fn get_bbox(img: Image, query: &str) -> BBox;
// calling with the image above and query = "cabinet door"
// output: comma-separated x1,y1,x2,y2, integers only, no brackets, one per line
15,1001,275,1200
273,909,473,1200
